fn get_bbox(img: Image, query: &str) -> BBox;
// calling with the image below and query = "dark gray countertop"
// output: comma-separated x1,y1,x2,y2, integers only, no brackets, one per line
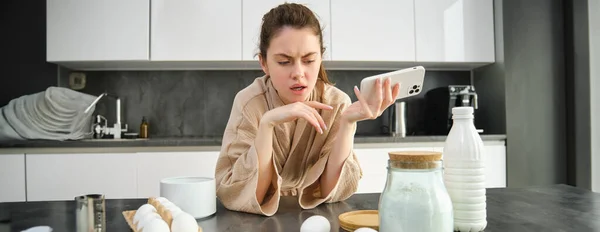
0,184,598,231
0,134,506,148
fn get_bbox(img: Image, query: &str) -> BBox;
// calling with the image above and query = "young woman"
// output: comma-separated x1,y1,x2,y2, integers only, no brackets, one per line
215,3,400,216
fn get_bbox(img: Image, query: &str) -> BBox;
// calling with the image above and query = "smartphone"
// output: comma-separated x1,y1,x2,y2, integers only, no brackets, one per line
359,66,426,100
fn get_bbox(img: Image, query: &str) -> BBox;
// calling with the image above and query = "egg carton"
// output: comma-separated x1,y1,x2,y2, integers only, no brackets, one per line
122,197,203,232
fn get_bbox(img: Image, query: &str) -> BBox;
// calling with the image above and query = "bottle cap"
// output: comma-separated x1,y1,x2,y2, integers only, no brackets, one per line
452,107,474,115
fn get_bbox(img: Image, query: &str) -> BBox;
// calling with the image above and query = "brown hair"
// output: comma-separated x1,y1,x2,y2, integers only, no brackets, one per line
258,3,332,84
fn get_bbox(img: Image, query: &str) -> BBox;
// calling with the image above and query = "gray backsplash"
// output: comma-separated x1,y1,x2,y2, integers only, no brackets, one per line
60,69,470,138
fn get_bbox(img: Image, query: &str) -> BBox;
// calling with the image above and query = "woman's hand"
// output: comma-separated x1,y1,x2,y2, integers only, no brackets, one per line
261,101,334,134
341,78,400,123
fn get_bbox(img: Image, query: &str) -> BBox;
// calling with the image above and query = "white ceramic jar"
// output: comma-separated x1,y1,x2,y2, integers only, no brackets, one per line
160,176,216,219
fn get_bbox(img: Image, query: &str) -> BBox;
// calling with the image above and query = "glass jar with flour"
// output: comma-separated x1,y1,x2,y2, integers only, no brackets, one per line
378,151,453,232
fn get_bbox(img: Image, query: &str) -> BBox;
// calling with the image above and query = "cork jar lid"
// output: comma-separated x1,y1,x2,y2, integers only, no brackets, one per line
387,151,442,169
388,151,442,161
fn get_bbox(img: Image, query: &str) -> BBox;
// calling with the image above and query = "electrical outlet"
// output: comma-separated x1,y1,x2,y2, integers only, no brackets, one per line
69,72,86,90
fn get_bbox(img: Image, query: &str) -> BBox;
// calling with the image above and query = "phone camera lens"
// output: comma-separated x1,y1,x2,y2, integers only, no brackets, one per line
412,85,418,89
409,90,414,94
415,89,420,93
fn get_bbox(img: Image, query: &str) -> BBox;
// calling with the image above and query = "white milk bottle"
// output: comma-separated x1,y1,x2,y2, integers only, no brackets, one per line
442,107,487,231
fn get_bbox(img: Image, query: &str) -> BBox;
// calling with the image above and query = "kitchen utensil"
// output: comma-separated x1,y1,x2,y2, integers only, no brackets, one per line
424,85,479,135
391,101,407,137
338,210,379,231
160,177,216,219
75,194,106,232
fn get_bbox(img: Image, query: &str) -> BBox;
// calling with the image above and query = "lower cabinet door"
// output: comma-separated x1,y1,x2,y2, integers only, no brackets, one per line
26,153,138,201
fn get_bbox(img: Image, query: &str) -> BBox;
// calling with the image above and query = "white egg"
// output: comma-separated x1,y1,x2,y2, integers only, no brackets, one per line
136,212,162,231
141,218,170,232
300,215,330,232
170,212,199,232
169,207,184,218
160,201,174,207
354,228,378,232
161,201,180,211
133,204,157,224
155,197,170,204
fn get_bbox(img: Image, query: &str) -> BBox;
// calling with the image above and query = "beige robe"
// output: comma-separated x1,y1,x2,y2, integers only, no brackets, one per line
215,75,363,216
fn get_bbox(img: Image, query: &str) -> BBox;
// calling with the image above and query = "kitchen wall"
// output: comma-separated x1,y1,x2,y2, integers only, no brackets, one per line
0,0,57,107
472,1,506,136
566,0,600,192
474,0,568,188
0,0,489,140
590,0,600,193
58,69,471,138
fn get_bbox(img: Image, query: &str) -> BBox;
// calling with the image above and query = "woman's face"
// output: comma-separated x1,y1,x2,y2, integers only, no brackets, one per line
260,26,322,104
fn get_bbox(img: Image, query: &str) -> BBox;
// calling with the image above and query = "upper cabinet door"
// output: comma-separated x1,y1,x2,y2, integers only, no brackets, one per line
46,0,150,62
242,0,331,61
415,0,495,62
331,0,416,62
151,0,242,61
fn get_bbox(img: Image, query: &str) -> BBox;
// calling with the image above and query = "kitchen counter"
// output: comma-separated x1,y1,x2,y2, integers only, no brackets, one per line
0,184,597,231
0,134,506,148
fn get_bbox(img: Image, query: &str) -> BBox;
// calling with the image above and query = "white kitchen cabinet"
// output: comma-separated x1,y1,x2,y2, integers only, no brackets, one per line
46,0,496,70
47,0,150,62
136,151,220,198
414,0,495,62
480,144,507,188
354,143,506,194
25,153,138,201
151,0,242,61
242,0,331,61
0,154,26,202
330,0,415,62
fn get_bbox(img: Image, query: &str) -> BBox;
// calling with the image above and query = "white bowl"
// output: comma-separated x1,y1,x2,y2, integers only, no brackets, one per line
160,176,216,219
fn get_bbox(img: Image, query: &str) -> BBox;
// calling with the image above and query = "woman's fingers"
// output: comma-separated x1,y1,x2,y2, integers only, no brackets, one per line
304,101,334,111
299,110,323,134
392,83,401,100
304,105,327,132
381,78,393,114
354,86,373,118
302,101,329,132
380,81,400,116
373,78,384,106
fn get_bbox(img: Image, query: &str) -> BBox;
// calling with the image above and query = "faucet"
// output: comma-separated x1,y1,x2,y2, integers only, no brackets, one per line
84,93,128,139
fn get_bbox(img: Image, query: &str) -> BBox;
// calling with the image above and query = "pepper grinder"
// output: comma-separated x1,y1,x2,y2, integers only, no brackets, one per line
389,101,407,137
75,194,106,232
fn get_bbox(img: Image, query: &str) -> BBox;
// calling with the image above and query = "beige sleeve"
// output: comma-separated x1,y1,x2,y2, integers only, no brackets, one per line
214,96,282,216
297,98,363,209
